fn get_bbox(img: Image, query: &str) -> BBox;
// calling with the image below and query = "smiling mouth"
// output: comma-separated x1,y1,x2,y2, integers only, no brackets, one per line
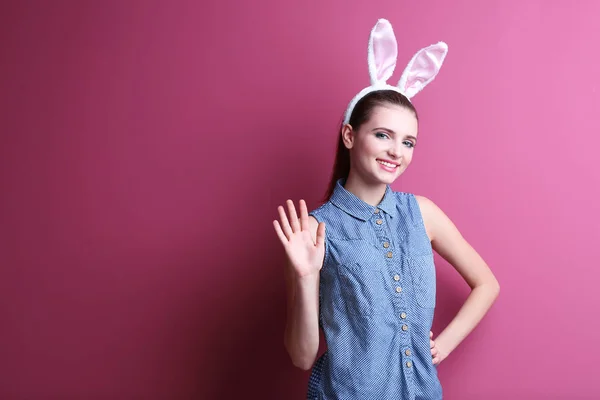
377,159,400,168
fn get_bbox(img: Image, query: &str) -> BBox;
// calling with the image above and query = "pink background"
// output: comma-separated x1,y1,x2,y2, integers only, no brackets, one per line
2,1,599,399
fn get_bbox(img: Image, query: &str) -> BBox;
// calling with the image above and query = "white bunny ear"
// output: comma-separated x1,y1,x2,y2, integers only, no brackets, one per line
397,42,448,98
368,19,398,85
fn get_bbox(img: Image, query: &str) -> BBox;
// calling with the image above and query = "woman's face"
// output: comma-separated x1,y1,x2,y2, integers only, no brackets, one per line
343,103,419,186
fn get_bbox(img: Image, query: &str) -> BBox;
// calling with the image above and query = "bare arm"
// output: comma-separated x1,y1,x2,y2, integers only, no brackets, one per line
283,254,320,370
416,195,500,363
274,200,324,370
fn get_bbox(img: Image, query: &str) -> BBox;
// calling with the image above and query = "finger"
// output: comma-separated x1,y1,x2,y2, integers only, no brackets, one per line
430,331,433,338
430,340,435,349
277,205,293,239
299,199,310,232
287,200,300,232
431,347,439,357
432,356,440,365
316,222,326,247
273,220,289,244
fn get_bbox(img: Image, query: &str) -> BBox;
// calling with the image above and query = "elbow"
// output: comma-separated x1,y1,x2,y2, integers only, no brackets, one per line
291,354,316,371
489,278,500,300
473,277,500,301
284,339,316,371
493,276,500,294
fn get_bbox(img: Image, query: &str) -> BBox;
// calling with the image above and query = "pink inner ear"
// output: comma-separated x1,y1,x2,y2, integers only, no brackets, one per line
401,46,446,94
372,23,397,82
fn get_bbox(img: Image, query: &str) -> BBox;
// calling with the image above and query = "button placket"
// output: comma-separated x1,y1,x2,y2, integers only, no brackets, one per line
372,209,410,348
385,229,402,301
402,346,413,367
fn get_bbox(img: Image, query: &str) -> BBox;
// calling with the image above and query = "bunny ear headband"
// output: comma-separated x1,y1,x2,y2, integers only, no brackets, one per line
343,18,449,125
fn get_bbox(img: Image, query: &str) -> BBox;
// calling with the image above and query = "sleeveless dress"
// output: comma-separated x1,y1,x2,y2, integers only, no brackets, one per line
307,178,442,400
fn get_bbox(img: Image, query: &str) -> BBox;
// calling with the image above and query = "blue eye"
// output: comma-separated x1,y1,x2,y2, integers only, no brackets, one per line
403,141,415,148
375,132,390,139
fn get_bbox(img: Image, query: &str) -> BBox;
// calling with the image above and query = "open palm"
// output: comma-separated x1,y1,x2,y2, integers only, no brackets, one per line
273,199,326,278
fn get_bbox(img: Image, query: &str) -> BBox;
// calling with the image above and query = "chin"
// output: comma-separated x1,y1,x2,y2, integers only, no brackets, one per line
380,177,398,185
372,172,399,185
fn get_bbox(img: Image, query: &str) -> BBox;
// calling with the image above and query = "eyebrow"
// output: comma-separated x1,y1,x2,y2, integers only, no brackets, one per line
372,127,417,142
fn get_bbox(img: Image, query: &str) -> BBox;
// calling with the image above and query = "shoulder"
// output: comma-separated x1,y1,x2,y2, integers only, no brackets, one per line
390,189,440,215
392,190,435,215
413,194,438,216
411,194,458,243
307,201,332,243
392,192,436,239
308,201,334,224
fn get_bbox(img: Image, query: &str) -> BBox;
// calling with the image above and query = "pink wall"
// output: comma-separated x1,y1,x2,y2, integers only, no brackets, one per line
2,1,599,399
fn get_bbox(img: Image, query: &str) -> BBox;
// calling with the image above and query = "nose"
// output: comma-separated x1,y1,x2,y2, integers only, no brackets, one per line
387,141,402,160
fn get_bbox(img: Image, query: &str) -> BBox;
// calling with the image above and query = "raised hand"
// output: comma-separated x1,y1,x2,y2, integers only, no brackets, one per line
273,199,326,278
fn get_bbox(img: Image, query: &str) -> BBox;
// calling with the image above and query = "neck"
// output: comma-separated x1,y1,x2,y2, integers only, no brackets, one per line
343,171,388,207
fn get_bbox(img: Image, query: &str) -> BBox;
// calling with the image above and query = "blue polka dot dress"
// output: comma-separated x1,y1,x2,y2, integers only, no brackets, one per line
307,178,442,399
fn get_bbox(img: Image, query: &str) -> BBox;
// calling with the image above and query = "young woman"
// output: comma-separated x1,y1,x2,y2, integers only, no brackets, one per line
273,19,500,400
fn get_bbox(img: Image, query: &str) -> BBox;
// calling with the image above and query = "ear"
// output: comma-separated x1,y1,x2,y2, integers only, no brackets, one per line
368,19,398,86
397,42,448,98
341,124,355,149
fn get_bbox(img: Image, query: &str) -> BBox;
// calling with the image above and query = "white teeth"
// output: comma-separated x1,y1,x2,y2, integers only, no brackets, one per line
378,160,397,168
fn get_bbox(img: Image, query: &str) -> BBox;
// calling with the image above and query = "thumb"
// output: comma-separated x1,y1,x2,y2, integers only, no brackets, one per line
315,222,326,247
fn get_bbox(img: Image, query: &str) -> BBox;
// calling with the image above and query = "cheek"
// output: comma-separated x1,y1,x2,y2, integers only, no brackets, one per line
364,139,388,155
354,139,380,159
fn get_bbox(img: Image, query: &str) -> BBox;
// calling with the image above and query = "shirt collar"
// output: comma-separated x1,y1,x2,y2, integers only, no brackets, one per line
329,178,398,221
